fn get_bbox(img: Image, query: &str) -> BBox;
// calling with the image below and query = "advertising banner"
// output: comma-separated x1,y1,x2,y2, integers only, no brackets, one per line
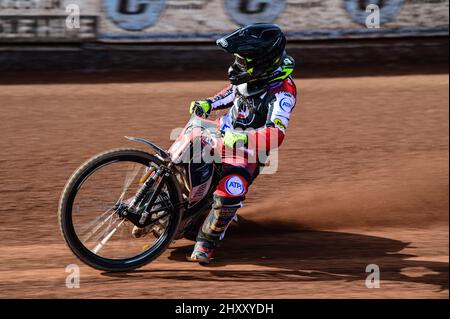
99,0,449,42
0,0,448,42
0,0,97,41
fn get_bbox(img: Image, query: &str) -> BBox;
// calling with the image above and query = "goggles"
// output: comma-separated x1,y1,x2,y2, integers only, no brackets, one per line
234,54,253,72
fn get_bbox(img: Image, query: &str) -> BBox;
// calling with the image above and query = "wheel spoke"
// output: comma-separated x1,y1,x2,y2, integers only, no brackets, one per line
92,219,125,254
80,208,117,244
88,214,121,245
118,163,145,202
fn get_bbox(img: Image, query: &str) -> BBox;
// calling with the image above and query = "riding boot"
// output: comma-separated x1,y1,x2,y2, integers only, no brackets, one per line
189,194,240,263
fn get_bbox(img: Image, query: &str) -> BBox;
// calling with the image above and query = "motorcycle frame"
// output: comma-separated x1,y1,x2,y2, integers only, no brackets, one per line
124,133,221,239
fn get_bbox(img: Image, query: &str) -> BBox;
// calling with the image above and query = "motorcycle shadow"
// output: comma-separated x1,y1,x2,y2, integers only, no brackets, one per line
164,217,448,290
103,217,448,291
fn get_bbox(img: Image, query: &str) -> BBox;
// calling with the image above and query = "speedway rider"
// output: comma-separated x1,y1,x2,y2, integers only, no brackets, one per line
186,23,298,264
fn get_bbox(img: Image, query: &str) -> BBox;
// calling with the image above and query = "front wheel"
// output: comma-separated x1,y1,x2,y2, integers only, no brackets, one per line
58,149,182,272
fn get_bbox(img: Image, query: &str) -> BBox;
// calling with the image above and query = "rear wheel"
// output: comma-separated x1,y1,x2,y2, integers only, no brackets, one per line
58,149,182,272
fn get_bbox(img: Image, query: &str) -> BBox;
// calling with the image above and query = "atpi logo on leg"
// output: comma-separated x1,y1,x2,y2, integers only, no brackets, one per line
225,176,245,196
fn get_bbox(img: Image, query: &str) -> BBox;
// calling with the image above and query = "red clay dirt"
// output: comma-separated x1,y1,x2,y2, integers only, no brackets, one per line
0,74,448,298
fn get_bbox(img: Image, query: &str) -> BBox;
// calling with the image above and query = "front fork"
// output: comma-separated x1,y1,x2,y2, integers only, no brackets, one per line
121,162,173,226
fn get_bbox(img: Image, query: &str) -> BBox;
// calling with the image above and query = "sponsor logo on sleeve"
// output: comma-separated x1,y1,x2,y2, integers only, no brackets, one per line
279,97,293,112
273,118,287,130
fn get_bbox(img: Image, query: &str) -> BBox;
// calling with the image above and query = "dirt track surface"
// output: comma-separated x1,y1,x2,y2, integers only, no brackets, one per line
0,74,448,298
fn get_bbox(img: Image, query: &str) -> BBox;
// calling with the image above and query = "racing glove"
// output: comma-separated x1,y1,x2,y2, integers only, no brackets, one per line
189,100,211,117
223,130,248,148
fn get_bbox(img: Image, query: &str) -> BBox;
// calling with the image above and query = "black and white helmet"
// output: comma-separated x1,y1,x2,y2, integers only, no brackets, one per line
216,23,287,85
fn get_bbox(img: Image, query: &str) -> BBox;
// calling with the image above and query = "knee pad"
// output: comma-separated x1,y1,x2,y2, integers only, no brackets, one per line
214,174,248,204
197,173,249,244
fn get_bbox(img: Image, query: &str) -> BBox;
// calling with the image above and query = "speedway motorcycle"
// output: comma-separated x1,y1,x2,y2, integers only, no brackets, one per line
59,114,240,272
